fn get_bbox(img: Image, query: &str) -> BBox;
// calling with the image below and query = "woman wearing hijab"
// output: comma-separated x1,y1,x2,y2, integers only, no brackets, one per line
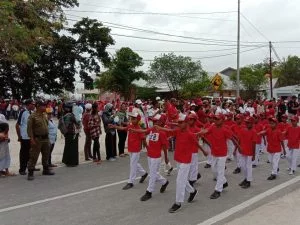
61,103,80,167
102,103,117,161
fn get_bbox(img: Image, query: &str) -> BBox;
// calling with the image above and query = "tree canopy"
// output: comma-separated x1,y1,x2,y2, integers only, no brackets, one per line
148,53,207,94
276,55,300,87
95,47,147,100
230,63,268,99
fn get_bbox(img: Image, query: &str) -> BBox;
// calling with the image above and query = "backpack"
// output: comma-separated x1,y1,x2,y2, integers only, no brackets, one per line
58,115,68,135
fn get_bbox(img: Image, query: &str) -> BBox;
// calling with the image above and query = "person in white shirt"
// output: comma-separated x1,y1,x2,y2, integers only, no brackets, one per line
244,101,255,116
215,99,223,115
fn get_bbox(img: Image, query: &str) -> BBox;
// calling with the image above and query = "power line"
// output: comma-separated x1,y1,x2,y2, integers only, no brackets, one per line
240,13,269,41
110,33,266,47
66,17,266,46
142,46,266,61
64,9,237,21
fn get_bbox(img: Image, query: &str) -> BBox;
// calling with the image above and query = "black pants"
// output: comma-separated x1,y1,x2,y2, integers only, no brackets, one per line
117,130,127,155
12,111,18,120
92,137,101,160
19,139,31,172
105,132,117,160
48,143,55,165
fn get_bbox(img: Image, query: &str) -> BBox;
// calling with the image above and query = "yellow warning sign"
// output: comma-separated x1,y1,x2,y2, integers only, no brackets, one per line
211,74,223,91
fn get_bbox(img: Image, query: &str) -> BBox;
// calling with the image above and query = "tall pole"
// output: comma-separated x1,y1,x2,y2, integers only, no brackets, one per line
269,41,273,99
236,0,241,98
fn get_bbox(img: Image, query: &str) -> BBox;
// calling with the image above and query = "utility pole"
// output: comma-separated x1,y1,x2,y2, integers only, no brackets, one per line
269,41,273,99
236,0,241,98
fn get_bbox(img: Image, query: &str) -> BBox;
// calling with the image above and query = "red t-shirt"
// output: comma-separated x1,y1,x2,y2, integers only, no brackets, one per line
166,102,179,122
254,123,263,144
189,126,201,153
224,120,235,129
207,125,233,157
236,127,257,156
286,126,300,149
174,129,198,163
146,128,168,158
231,123,245,139
278,122,291,139
197,109,207,124
266,128,284,153
127,124,145,152
203,122,214,144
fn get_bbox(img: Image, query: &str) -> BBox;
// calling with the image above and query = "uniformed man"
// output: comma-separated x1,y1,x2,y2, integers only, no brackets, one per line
27,100,55,181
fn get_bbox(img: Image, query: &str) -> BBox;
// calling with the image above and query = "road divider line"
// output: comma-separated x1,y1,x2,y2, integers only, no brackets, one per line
0,161,206,213
198,175,300,225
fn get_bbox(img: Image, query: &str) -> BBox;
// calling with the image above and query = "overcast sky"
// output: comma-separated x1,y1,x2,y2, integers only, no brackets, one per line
66,0,300,73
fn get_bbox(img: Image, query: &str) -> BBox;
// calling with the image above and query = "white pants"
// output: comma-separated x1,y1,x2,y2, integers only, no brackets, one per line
234,150,242,168
253,144,262,166
287,149,300,171
227,140,235,160
269,152,281,175
176,163,195,203
240,155,253,181
204,143,212,165
147,157,167,193
189,153,199,181
128,152,146,184
211,156,227,192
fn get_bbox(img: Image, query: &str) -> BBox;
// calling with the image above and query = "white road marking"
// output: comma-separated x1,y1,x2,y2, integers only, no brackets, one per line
198,175,300,225
0,161,207,213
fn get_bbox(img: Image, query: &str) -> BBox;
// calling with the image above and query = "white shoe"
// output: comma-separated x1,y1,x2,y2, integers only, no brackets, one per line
109,158,116,162
289,170,295,175
287,168,291,171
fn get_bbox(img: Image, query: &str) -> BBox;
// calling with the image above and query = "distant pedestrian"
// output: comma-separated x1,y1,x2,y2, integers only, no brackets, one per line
89,103,102,164
47,107,58,168
82,103,93,161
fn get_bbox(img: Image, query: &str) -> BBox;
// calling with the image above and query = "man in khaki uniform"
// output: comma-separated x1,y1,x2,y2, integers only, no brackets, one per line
27,100,55,180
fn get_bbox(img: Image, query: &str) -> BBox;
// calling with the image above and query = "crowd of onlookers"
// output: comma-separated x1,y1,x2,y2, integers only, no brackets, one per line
1,95,300,178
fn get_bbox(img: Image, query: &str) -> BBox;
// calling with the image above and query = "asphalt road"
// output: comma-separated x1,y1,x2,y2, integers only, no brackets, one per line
0,152,299,225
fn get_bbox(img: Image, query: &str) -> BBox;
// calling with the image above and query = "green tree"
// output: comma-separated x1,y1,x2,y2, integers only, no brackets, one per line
0,0,78,64
230,64,268,99
148,53,207,95
180,74,211,98
0,18,114,98
276,55,300,87
96,47,147,100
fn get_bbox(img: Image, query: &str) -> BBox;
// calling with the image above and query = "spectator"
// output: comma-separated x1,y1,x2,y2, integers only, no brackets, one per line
102,103,117,161
47,107,58,167
115,103,129,157
82,103,93,161
89,103,102,164
12,100,19,120
0,114,15,177
287,95,299,118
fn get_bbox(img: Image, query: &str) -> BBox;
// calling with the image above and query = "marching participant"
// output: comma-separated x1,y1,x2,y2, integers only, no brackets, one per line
285,116,300,175
252,114,264,167
202,114,238,199
236,116,257,189
111,112,148,190
130,114,170,201
277,114,290,158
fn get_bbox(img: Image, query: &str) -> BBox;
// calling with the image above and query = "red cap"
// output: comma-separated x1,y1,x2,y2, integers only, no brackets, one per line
268,117,278,123
235,114,244,119
291,115,299,122
244,116,254,123
188,113,198,120
214,114,225,120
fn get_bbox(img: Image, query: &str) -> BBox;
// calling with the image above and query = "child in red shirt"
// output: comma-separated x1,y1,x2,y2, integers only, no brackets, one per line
286,116,300,175
236,116,257,188
277,114,290,158
260,117,285,180
158,114,206,213
112,113,148,190
187,113,202,186
253,114,264,167
131,114,170,201
204,114,238,199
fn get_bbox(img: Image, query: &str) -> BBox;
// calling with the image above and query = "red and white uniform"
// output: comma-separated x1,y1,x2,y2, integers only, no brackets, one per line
286,126,300,172
206,125,233,192
145,127,168,193
265,128,284,175
127,124,147,184
188,126,201,182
